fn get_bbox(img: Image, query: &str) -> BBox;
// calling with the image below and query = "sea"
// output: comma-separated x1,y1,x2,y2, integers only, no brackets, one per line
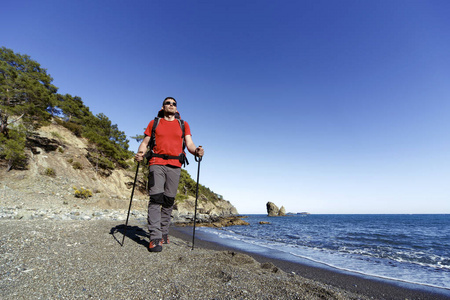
192,214,450,295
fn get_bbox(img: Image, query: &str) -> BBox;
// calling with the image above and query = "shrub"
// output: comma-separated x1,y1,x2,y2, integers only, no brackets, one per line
72,161,83,170
58,146,64,153
44,167,56,177
0,126,27,171
73,187,92,198
175,194,189,202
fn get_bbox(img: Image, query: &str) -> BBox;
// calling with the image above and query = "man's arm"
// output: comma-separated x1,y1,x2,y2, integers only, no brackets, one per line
185,135,204,157
135,135,151,162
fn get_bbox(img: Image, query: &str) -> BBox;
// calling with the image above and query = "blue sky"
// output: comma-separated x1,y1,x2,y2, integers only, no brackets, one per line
2,0,450,214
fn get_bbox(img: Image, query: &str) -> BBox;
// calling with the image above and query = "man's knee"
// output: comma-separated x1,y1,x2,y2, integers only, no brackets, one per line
150,193,174,208
163,195,175,208
150,193,164,205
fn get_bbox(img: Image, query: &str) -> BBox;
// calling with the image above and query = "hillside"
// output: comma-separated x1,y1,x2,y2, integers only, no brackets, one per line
0,120,239,224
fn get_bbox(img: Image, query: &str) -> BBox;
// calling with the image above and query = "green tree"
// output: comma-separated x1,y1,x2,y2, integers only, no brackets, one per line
56,93,91,123
83,113,131,170
0,125,27,171
0,47,58,136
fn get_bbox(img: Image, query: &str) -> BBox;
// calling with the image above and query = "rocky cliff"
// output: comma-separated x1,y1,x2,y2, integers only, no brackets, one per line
0,121,239,224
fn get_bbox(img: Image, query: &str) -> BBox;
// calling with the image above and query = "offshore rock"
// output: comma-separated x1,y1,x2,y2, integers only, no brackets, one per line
266,202,279,216
266,202,287,216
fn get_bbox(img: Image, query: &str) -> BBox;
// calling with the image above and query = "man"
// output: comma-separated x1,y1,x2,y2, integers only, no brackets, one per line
135,97,204,252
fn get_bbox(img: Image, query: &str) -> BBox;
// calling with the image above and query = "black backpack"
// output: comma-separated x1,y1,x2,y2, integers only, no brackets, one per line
144,114,188,167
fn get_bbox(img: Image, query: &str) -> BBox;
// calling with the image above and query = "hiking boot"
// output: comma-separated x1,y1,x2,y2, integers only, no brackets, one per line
148,239,163,252
162,234,169,244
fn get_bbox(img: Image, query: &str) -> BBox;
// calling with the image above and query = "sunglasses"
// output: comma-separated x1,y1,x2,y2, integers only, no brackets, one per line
164,101,177,107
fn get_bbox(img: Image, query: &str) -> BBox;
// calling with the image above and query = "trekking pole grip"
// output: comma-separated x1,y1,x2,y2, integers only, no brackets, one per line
194,146,203,162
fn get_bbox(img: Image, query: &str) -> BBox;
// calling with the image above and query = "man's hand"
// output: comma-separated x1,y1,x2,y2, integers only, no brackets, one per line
135,151,145,162
195,146,204,157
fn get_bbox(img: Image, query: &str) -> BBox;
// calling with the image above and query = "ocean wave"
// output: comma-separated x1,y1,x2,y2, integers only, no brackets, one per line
196,214,450,290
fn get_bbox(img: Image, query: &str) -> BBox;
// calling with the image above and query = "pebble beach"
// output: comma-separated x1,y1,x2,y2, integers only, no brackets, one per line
1,219,368,300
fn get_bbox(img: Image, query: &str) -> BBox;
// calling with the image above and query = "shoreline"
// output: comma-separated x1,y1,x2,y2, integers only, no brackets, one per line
170,226,450,300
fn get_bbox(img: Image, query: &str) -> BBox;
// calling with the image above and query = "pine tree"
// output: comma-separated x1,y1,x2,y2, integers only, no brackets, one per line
0,125,27,171
0,47,58,136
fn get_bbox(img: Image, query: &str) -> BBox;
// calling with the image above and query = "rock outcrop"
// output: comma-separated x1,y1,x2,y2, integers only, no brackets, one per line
172,195,239,224
266,202,286,216
266,202,279,216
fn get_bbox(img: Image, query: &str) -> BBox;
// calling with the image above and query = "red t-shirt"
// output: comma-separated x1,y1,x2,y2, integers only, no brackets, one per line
144,118,191,167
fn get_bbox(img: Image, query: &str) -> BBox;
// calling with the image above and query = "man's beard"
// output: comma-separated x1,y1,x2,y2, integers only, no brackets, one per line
165,110,175,116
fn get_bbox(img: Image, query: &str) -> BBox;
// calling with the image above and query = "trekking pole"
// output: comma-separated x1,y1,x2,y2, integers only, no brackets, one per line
191,149,202,250
121,161,140,246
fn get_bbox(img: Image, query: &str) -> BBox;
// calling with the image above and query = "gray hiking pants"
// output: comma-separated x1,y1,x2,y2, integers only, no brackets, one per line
147,165,181,240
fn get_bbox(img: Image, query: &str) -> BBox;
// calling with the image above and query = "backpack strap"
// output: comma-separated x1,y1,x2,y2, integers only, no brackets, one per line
177,119,186,152
149,117,160,152
177,119,189,166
